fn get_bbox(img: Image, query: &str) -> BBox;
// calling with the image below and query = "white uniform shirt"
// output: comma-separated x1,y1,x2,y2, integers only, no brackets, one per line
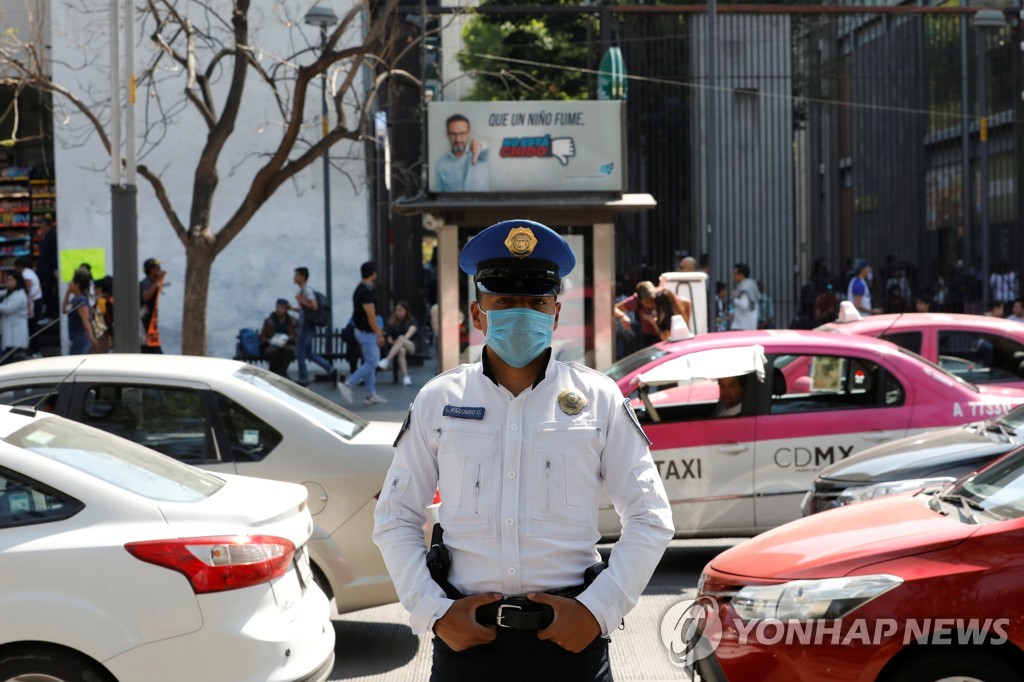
373,351,674,636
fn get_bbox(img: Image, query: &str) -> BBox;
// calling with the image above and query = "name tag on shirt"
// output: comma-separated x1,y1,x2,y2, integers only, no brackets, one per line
443,405,485,420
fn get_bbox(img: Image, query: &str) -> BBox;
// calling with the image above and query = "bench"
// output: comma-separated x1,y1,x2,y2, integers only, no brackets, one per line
234,327,354,380
235,327,431,383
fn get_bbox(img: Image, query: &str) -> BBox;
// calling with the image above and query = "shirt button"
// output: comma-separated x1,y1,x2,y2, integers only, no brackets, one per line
510,424,519,432
508,568,517,576
505,518,514,526
507,471,516,479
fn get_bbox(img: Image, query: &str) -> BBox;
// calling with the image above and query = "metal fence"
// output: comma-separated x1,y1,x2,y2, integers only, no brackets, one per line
381,4,1020,331
608,6,1018,328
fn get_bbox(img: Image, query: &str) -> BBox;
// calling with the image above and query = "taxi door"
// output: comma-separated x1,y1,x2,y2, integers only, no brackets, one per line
753,352,914,530
622,379,757,537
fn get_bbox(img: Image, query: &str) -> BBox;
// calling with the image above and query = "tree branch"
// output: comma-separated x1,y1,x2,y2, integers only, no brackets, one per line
138,164,188,244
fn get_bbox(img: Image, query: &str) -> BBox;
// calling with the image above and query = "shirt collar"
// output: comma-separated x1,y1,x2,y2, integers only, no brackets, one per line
481,347,553,390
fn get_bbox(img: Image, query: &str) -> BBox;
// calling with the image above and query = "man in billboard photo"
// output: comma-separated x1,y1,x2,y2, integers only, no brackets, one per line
435,114,491,192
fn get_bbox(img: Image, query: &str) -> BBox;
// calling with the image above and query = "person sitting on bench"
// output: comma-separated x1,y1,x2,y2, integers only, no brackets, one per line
259,298,297,378
377,301,418,386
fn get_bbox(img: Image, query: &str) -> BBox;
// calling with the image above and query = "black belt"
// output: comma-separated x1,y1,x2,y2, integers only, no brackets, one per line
476,597,553,631
474,584,586,631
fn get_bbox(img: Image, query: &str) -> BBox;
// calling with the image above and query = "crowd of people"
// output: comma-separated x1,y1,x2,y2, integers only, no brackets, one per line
614,252,1024,360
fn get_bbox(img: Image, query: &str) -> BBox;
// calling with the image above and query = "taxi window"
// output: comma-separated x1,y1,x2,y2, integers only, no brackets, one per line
771,354,904,414
634,376,756,424
937,331,1024,385
881,331,922,354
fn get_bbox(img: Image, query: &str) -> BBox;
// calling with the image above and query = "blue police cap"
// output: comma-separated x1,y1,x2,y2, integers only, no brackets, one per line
459,219,576,296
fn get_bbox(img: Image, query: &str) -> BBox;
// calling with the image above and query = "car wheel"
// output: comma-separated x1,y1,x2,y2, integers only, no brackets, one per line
0,645,111,682
884,649,1020,682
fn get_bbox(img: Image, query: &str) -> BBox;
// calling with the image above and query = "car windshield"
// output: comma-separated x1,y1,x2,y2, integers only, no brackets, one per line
5,417,224,502
896,347,980,393
954,446,1024,520
234,365,368,439
605,347,671,382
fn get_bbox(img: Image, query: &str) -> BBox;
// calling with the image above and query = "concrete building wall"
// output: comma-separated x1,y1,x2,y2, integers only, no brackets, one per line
48,1,371,358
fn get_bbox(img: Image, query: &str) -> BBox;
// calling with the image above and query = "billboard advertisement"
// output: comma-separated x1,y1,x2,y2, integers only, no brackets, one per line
427,101,624,194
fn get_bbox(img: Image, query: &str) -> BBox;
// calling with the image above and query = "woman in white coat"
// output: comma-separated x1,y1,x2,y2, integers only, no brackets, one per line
0,270,30,363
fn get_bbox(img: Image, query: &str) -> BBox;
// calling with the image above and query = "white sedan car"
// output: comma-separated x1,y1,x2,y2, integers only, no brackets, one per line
0,355,400,614
0,406,335,682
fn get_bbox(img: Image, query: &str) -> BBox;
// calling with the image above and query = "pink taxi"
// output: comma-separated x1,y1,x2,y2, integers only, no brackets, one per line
601,330,1024,538
820,311,1024,389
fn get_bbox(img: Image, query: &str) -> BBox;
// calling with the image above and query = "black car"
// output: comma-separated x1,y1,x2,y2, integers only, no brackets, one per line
803,404,1024,514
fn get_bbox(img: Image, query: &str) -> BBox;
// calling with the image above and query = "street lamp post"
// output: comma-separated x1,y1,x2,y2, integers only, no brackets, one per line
973,8,1005,312
305,5,339,329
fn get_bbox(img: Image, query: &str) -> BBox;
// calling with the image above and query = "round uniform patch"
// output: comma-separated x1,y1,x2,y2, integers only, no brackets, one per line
558,388,588,416
504,226,538,259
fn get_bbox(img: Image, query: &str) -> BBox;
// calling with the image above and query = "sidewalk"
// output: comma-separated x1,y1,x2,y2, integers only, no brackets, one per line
300,355,441,423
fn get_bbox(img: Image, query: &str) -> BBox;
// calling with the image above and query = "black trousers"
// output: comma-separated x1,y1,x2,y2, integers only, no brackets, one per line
430,630,612,682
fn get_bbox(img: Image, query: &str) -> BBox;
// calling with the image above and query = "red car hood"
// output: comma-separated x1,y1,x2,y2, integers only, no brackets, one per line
709,495,977,581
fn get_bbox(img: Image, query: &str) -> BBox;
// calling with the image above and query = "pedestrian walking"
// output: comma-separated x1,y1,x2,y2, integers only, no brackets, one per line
292,267,337,387
337,262,387,405
373,219,673,682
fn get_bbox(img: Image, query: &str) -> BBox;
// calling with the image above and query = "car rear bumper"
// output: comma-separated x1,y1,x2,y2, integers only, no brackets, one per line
104,570,335,682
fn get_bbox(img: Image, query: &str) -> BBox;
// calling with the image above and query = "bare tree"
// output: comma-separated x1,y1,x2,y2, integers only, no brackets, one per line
0,0,416,355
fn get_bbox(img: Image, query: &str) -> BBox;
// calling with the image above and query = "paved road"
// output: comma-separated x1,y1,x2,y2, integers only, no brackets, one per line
325,538,739,681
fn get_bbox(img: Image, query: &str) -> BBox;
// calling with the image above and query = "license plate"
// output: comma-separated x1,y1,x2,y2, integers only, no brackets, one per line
295,545,314,590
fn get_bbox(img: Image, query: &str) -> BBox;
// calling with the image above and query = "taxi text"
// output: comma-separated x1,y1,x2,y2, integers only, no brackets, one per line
953,402,1015,419
774,445,854,470
655,458,702,480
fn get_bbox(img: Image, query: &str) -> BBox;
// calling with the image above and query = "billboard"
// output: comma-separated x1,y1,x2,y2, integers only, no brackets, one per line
427,101,624,194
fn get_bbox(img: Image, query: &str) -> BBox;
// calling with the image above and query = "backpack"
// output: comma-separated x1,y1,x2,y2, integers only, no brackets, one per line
308,290,331,327
238,327,261,357
90,304,108,340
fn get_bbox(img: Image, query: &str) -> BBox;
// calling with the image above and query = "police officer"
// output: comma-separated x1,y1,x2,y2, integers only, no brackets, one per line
373,219,674,681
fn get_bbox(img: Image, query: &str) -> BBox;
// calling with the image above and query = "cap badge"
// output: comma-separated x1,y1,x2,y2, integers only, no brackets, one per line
558,388,588,416
505,226,537,259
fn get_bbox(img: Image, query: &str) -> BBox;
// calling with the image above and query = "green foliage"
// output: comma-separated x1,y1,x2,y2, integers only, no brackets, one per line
457,1,594,101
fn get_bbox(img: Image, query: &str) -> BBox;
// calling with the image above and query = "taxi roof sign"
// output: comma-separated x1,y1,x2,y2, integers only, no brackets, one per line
633,344,767,387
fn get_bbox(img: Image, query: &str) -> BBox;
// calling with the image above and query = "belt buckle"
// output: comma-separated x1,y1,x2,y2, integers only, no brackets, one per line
495,603,522,628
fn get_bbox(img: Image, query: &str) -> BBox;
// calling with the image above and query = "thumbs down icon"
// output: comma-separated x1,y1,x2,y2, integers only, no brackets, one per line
550,137,576,166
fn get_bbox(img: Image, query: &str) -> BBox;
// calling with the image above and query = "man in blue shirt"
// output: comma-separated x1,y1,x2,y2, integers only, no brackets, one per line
434,114,490,192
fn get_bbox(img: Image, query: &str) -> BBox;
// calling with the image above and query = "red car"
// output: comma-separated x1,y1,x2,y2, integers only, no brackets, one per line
692,445,1024,681
821,312,1024,389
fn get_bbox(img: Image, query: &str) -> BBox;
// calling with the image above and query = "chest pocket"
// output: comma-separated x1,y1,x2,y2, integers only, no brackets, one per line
436,424,498,536
528,423,604,540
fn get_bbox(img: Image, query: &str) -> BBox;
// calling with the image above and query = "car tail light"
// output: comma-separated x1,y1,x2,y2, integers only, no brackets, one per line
125,535,295,594
433,488,441,504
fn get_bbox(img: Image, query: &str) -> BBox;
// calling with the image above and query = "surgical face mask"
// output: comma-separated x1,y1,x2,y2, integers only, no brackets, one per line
481,307,555,368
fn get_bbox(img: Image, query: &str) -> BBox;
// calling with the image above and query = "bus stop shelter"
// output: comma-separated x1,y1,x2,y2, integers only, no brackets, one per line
394,193,656,372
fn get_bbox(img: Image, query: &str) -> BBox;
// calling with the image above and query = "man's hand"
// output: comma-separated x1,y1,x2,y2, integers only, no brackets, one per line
529,592,601,653
470,137,484,165
433,592,503,652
